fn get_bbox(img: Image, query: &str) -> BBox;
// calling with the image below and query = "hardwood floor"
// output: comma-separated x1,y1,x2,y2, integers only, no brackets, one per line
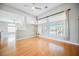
16,36,79,56
16,37,49,56
0,36,79,56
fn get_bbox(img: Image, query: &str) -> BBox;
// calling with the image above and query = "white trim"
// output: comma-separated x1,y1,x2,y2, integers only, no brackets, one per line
16,36,36,41
39,35,79,46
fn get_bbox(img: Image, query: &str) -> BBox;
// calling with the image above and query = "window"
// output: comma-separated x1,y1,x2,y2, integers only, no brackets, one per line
48,12,66,40
8,23,16,33
38,12,66,40
8,23,16,43
48,20,65,40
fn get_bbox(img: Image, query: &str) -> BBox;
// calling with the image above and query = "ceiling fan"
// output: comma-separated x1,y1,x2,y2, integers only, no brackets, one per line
24,3,42,10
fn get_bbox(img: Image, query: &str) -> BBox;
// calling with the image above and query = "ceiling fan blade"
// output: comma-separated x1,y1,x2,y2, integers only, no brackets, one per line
35,7,41,10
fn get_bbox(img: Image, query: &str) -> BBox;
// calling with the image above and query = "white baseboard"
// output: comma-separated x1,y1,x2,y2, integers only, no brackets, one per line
16,35,36,41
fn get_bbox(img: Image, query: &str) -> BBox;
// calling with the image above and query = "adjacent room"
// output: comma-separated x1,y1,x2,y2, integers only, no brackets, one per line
0,3,79,56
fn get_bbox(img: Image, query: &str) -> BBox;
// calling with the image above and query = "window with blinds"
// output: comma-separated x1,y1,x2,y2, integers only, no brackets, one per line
47,12,66,40
38,12,66,40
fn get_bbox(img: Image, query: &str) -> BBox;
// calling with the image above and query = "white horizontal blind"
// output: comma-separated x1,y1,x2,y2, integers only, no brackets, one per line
47,12,66,40
48,12,66,22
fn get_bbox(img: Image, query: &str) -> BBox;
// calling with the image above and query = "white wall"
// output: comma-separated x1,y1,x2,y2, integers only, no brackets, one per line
0,4,36,51
0,22,8,49
0,4,36,40
15,14,36,40
16,24,35,40
38,3,79,44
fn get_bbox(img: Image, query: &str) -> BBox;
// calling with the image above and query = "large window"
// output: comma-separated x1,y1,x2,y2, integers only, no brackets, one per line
38,12,66,40
48,20,65,40
8,23,16,42
48,12,66,40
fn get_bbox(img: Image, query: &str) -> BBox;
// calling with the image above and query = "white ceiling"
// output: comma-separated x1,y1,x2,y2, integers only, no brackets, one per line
4,3,62,16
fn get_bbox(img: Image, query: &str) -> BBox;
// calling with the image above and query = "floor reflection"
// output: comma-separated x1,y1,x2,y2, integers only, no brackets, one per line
48,43,64,55
48,43,64,51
